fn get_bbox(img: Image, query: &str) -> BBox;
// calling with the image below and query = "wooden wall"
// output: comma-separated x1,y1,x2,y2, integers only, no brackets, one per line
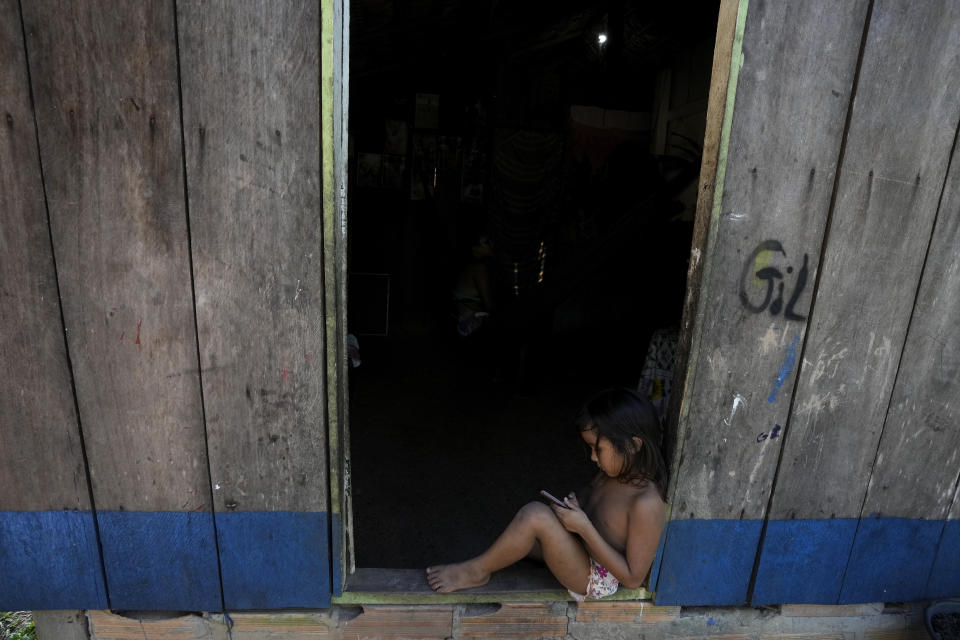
0,0,107,610
0,0,336,610
656,0,960,605
2,0,959,612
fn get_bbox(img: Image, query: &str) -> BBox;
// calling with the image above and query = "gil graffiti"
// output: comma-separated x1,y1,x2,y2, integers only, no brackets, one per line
739,240,809,321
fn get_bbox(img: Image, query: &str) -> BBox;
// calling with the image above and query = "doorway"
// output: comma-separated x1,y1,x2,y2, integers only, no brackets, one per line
343,0,722,576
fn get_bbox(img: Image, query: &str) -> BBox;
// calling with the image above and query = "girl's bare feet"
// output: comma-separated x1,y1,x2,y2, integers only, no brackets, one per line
425,561,490,593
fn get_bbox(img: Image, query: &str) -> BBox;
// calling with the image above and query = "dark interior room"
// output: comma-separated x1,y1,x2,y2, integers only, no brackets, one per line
345,0,721,572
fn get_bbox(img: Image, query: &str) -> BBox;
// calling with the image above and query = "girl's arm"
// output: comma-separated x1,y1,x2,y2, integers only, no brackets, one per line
553,494,665,589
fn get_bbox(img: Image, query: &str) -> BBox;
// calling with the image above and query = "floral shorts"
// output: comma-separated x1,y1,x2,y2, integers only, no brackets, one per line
569,558,619,602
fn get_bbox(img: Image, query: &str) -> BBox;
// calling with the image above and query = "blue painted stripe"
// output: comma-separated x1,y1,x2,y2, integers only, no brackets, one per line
661,517,955,605
97,511,221,611
752,518,858,604
216,511,330,609
839,517,943,603
5,510,953,609
654,519,762,605
927,519,960,598
0,510,108,609
331,512,342,597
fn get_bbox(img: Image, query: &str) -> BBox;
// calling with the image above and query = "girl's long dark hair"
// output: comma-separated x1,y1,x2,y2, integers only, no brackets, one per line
576,388,669,500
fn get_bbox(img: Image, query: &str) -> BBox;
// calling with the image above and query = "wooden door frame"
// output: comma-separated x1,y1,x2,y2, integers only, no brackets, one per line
324,0,741,601
323,0,353,597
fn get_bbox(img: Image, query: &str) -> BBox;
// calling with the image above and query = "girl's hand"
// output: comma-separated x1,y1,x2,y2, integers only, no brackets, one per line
550,492,591,535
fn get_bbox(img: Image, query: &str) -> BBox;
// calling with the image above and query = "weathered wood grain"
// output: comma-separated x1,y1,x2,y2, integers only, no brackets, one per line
0,0,88,513
859,128,960,522
0,0,109,610
836,77,960,602
669,0,869,522
657,1,870,605
178,0,326,515
22,0,220,610
754,1,960,605
177,0,330,608
22,0,209,514
330,0,354,588
768,0,960,523
664,0,739,494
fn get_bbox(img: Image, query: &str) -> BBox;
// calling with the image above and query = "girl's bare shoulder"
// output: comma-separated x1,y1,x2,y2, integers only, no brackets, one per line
627,482,667,522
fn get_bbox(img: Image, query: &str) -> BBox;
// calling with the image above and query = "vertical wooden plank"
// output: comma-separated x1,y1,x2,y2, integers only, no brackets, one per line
330,0,353,595
0,0,106,609
177,0,329,608
22,0,220,610
663,0,739,493
655,0,869,605
841,119,960,602
757,0,960,605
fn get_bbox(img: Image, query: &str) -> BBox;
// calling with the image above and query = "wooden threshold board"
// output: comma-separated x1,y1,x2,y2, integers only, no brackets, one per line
333,568,653,604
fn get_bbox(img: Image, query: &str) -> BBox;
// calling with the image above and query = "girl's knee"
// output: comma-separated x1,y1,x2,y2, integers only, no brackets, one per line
517,501,554,527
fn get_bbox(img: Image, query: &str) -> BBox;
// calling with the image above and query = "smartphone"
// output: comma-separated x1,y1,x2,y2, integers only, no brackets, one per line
540,489,569,508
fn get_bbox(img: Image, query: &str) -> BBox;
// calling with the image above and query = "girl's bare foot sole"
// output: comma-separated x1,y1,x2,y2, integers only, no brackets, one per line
425,561,490,593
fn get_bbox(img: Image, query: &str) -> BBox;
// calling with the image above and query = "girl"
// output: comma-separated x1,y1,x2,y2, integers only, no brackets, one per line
426,388,668,600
